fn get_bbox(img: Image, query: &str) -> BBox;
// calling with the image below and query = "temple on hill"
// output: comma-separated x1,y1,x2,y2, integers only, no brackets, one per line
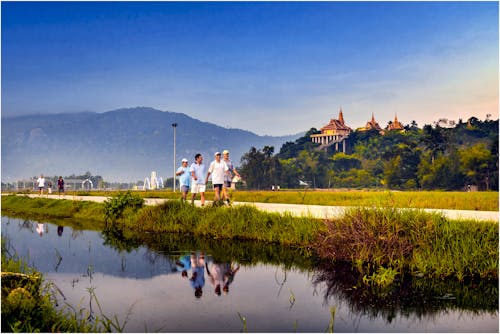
310,108,352,152
386,114,404,131
359,113,383,133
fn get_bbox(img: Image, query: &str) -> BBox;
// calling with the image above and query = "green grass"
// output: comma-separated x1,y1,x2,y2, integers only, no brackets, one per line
314,207,498,282
1,237,112,332
10,188,497,211
2,195,498,282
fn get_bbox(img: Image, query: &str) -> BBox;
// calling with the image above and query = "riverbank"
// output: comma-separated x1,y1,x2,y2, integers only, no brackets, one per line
2,194,498,283
5,193,499,222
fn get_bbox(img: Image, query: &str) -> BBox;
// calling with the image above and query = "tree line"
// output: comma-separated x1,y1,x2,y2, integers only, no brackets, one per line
238,117,498,191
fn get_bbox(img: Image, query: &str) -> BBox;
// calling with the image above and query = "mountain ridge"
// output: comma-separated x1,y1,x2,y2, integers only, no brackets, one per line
2,107,301,182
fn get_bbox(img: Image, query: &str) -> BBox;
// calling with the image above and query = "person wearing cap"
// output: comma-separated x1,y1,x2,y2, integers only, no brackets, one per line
176,158,191,201
189,153,207,206
222,150,241,205
206,152,229,203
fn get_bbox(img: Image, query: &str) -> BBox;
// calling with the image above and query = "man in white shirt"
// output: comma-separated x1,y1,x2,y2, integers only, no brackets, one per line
189,153,207,206
206,152,228,202
36,174,45,195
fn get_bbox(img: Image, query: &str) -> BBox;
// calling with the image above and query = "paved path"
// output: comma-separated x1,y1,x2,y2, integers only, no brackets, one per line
10,193,498,222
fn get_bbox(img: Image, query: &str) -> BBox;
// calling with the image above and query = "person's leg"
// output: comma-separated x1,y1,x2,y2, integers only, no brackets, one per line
214,186,220,201
200,192,205,206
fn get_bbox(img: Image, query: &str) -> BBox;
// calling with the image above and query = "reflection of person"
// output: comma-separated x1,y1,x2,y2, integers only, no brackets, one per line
222,150,241,205
57,176,65,196
190,154,207,206
57,225,64,237
206,262,226,296
206,261,241,296
190,252,205,298
206,152,228,203
176,159,191,201
223,263,240,295
36,175,45,195
36,223,44,236
176,254,191,278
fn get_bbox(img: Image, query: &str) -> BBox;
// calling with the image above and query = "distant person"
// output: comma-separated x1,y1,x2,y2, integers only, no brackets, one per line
36,175,45,195
190,153,207,206
190,252,206,299
222,150,241,205
206,152,228,203
57,225,64,237
57,176,65,196
47,181,53,194
176,158,191,201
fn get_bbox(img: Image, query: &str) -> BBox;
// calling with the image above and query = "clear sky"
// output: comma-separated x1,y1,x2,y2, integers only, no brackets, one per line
2,1,498,136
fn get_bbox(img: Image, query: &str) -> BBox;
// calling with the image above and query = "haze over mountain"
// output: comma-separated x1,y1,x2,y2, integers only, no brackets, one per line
1,107,300,182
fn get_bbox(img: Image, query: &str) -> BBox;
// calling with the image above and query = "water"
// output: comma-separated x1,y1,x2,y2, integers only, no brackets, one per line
2,216,498,332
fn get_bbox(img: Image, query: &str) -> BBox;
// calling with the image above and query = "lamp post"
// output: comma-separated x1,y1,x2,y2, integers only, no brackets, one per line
172,123,178,192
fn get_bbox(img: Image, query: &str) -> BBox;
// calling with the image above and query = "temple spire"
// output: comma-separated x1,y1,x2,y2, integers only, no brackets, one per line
338,106,345,125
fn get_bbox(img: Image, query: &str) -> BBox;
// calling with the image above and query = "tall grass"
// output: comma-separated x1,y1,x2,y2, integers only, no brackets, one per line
314,207,498,282
124,200,323,245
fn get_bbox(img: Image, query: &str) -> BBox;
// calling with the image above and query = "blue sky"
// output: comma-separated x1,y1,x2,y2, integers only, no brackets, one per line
2,1,498,135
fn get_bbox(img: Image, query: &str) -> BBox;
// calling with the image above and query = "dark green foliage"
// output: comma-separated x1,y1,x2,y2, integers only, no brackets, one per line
239,117,499,190
103,191,144,222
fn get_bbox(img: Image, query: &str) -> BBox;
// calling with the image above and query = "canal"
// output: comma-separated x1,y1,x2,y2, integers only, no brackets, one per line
1,216,497,332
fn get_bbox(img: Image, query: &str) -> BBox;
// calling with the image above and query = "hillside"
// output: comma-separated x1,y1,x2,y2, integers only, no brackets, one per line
1,107,299,182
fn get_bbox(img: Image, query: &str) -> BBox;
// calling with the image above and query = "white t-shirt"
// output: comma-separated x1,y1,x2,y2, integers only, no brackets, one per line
208,160,228,185
37,177,45,188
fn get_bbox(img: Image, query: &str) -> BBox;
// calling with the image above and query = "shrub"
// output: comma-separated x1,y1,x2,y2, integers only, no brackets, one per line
103,191,144,222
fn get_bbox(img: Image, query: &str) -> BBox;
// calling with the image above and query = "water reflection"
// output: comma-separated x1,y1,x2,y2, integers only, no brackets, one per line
1,216,498,333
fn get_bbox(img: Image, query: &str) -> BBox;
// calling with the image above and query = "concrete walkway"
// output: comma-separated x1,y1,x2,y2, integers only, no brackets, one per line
10,193,499,222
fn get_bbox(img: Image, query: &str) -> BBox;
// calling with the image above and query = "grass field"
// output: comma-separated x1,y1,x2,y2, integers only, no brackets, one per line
19,189,499,211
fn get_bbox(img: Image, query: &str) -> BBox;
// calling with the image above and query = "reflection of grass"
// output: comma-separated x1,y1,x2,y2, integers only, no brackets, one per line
312,261,498,318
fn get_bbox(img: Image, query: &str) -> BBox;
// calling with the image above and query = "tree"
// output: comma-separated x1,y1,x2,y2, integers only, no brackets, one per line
460,143,494,190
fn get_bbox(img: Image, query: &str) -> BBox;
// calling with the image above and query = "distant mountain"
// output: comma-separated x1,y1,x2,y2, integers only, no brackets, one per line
1,107,300,182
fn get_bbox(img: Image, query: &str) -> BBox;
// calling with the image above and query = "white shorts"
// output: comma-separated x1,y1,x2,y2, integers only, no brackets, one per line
191,184,206,194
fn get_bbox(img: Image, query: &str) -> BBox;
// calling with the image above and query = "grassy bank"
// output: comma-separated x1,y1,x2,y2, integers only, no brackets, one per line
1,237,122,332
13,189,498,211
2,194,498,283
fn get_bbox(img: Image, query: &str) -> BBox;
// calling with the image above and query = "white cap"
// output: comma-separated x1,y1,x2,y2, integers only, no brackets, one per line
181,158,188,162
215,151,221,156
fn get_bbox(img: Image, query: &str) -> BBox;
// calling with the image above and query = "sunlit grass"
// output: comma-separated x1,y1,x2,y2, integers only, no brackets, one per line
13,188,496,211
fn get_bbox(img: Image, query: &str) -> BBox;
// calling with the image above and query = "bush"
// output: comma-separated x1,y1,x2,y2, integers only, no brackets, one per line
103,191,144,222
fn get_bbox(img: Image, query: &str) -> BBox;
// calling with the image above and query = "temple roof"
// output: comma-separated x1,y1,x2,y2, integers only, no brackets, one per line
363,113,382,131
320,108,352,132
387,114,404,130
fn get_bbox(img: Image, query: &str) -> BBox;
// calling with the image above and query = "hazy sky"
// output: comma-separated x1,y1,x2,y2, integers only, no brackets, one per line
2,1,498,136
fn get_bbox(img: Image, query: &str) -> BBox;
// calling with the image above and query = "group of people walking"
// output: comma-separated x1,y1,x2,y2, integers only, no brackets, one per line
36,175,65,195
176,150,241,206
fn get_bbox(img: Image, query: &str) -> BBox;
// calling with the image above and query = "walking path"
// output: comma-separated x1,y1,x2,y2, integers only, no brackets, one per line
11,193,499,222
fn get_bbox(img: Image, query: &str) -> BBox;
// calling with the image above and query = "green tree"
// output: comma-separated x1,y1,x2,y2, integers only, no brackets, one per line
459,143,494,190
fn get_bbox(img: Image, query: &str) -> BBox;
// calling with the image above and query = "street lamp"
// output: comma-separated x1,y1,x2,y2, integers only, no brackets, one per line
172,123,178,192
